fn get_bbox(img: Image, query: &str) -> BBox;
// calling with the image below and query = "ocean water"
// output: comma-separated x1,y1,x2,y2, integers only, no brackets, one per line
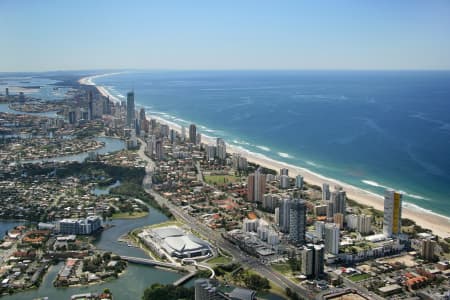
93,71,450,218
0,76,74,101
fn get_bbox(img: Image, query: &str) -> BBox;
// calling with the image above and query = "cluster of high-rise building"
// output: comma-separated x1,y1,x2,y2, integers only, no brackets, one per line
232,153,248,171
66,89,114,125
205,138,227,161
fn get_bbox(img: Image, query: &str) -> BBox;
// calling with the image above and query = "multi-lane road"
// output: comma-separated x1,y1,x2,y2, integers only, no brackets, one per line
137,140,314,299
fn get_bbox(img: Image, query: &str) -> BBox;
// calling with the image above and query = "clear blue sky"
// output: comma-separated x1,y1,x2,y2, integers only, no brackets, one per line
1,0,450,71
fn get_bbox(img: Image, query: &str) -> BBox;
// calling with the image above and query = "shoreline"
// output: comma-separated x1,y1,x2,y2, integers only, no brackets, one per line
79,74,450,238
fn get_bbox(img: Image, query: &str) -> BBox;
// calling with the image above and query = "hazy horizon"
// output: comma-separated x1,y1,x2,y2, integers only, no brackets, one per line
1,0,450,72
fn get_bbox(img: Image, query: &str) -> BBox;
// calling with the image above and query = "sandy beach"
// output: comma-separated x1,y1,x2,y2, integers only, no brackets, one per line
80,75,450,238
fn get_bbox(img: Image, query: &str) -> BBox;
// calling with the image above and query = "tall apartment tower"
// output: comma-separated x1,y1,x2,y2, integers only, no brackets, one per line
331,188,346,216
247,167,266,203
126,91,135,127
421,239,436,262
87,90,94,120
288,199,307,245
189,124,197,144
278,198,291,233
324,223,340,255
383,190,402,237
301,244,324,279
295,175,304,189
322,183,330,201
216,138,227,160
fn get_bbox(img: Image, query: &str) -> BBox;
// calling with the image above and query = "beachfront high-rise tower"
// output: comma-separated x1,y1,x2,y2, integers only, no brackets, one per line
383,190,402,237
126,91,135,127
289,198,307,245
247,167,266,203
189,124,197,144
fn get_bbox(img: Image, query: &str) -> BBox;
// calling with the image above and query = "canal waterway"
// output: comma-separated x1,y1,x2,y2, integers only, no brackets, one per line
0,103,60,118
1,208,182,299
22,137,125,164
91,180,121,196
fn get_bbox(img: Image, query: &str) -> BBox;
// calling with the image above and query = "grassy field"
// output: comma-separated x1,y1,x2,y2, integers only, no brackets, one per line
112,211,148,219
204,175,239,185
270,263,292,276
348,273,371,282
207,255,233,265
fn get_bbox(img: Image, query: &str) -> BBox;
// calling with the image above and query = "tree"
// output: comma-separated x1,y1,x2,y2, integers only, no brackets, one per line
142,283,194,300
243,273,270,291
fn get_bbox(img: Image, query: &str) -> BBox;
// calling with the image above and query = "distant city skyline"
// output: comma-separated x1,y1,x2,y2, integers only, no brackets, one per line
1,0,450,71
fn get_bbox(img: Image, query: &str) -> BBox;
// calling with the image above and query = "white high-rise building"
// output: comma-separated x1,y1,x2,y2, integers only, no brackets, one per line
206,145,216,161
242,218,259,232
216,138,227,160
280,175,289,189
267,230,280,245
383,190,402,237
315,221,325,239
324,223,340,255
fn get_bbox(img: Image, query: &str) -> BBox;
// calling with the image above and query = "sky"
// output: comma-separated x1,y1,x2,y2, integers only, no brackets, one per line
1,0,450,71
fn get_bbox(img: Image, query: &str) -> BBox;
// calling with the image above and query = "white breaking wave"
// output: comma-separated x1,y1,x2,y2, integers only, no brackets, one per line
278,152,292,158
256,145,271,152
306,161,321,168
362,179,429,201
362,180,387,188
233,140,251,146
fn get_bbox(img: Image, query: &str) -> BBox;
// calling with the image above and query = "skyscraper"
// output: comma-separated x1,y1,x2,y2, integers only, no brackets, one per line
383,190,402,237
155,139,164,160
280,175,289,189
313,244,324,278
189,124,197,144
181,126,186,141
324,223,340,255
126,91,135,127
278,198,291,233
331,188,346,216
139,107,146,122
421,239,436,262
247,167,266,203
315,221,325,239
169,129,176,144
87,90,94,120
295,175,304,189
322,183,330,201
301,244,324,279
216,138,227,160
288,199,307,245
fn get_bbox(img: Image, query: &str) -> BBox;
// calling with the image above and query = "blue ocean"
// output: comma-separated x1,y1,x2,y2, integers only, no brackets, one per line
93,71,450,218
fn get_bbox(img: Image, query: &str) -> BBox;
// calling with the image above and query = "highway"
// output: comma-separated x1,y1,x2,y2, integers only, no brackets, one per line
137,140,314,299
